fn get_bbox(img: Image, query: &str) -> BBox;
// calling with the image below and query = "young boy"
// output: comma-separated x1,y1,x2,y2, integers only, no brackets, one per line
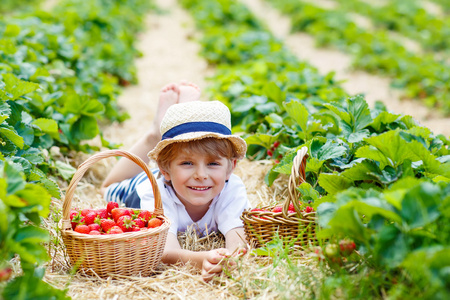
101,82,249,281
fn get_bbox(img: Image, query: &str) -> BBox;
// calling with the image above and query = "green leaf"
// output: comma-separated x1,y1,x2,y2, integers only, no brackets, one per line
82,99,105,116
3,162,26,195
4,24,21,37
351,198,402,223
71,116,99,140
347,95,373,132
328,205,368,243
347,130,369,143
39,178,61,199
375,225,408,268
0,124,24,149
341,160,382,182
15,225,49,244
2,73,40,100
297,182,320,202
318,173,352,194
400,182,441,229
370,111,400,132
356,130,419,168
9,240,49,265
245,133,279,148
55,160,76,180
263,81,285,107
15,184,52,217
305,157,324,174
31,118,58,134
284,100,308,135
0,102,11,123
315,139,347,161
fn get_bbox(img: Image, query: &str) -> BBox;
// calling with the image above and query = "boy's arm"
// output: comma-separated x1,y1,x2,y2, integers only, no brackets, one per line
225,227,247,253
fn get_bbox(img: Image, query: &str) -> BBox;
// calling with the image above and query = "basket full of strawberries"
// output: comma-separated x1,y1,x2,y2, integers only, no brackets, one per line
241,147,318,250
59,150,170,277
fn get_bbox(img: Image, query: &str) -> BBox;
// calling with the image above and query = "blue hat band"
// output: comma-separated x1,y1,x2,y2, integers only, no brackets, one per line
162,122,232,140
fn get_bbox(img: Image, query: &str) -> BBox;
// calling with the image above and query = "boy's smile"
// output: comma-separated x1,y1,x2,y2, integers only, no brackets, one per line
161,151,235,220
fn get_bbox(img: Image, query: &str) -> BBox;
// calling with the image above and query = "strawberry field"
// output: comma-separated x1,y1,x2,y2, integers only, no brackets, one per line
1,0,449,299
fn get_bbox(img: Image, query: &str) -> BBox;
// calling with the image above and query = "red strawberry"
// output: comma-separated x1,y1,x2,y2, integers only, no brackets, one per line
111,208,132,222
134,218,145,228
69,210,79,220
339,239,356,256
117,215,135,232
303,206,314,213
83,212,97,225
74,224,90,234
313,247,324,262
109,226,123,234
131,226,141,232
89,230,101,235
88,223,101,232
81,208,95,217
271,206,282,213
100,219,116,233
147,218,163,228
137,210,153,222
106,201,119,214
96,208,108,219
71,213,82,230
288,203,295,211
0,267,13,282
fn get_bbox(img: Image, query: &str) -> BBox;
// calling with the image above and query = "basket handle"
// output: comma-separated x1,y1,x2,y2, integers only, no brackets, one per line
282,146,308,215
61,150,163,229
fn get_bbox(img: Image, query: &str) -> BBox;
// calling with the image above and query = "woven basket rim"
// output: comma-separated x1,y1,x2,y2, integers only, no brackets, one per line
60,149,170,231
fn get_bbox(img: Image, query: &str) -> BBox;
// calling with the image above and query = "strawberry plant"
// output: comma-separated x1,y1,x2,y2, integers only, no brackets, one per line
1,0,157,297
0,162,69,299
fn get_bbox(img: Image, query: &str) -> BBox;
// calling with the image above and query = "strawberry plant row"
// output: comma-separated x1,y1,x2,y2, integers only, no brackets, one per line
0,0,155,298
334,0,450,52
180,0,450,298
265,0,450,115
0,0,42,14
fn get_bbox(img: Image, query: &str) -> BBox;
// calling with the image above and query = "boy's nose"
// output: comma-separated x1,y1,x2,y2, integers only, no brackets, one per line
194,165,208,180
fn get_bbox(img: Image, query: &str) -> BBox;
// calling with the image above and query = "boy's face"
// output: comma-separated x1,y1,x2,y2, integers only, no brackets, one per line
160,150,236,211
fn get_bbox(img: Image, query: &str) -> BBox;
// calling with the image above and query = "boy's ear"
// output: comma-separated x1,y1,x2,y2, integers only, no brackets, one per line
226,159,237,179
158,167,171,181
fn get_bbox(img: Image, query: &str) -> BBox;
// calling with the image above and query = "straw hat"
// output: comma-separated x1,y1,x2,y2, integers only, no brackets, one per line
148,101,247,161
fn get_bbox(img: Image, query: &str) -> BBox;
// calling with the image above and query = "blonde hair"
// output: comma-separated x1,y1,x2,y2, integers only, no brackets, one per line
156,137,238,173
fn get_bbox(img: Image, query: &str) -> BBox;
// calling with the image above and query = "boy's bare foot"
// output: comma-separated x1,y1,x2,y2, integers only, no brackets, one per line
178,80,201,103
149,83,179,139
145,83,179,144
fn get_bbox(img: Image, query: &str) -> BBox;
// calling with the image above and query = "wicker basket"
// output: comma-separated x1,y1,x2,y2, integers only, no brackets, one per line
59,150,170,277
241,147,318,250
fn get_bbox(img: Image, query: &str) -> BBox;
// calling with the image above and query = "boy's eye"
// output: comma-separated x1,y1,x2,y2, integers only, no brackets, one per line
180,161,193,165
208,162,220,166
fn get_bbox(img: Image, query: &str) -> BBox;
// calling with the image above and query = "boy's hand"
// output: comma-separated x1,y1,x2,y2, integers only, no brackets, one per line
201,247,247,282
202,248,233,282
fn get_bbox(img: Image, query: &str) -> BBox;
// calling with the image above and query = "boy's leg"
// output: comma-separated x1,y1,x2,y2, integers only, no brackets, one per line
101,83,180,194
